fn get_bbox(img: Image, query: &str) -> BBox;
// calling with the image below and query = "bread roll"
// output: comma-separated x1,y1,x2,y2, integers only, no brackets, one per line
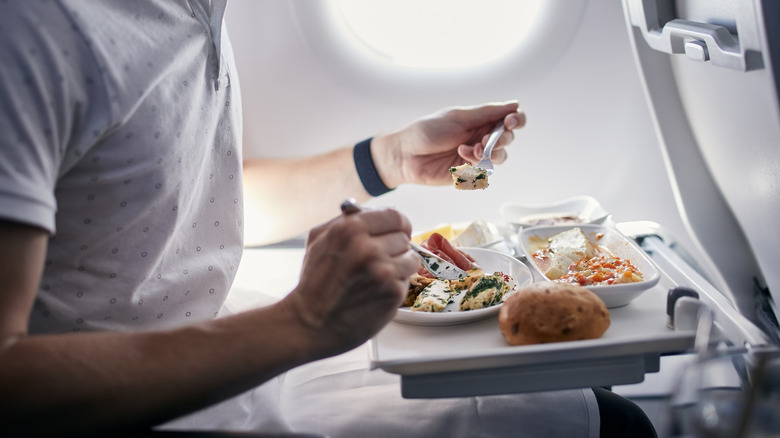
499,282,610,345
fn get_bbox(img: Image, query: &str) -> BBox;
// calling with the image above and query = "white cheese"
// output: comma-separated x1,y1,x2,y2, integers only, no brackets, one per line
544,228,596,279
451,219,495,247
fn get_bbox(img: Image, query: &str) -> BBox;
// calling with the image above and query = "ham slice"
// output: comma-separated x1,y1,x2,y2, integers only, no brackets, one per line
417,232,480,277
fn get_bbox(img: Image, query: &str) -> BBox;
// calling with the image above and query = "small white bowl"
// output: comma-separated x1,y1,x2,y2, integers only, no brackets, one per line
500,195,610,229
518,224,661,308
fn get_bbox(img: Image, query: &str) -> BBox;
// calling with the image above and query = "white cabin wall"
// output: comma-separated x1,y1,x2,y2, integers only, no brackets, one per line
225,0,697,254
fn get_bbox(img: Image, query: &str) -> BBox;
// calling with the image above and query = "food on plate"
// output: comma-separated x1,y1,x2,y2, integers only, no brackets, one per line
408,270,515,313
531,227,644,286
405,271,481,307
412,219,496,247
449,163,488,190
411,279,453,312
450,219,495,247
498,282,610,345
405,274,434,307
405,233,517,313
459,272,513,311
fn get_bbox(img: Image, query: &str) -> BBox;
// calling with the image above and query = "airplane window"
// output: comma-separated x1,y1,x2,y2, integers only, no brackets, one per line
286,0,586,101
333,0,544,69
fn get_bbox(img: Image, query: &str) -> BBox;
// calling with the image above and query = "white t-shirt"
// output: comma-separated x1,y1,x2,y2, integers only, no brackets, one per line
0,0,244,334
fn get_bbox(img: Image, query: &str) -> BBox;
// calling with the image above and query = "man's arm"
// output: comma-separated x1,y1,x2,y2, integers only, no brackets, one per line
0,220,312,435
242,101,526,246
243,147,369,246
0,211,417,436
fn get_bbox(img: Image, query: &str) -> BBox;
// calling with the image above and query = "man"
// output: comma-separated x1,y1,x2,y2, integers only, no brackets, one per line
0,1,654,437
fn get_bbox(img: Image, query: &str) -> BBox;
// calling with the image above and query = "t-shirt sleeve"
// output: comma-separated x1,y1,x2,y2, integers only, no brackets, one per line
0,2,112,233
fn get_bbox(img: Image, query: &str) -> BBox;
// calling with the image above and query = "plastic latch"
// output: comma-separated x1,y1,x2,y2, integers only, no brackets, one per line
667,286,700,329
684,40,709,62
674,297,703,332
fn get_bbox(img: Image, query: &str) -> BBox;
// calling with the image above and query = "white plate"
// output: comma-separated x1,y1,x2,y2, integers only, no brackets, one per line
518,224,661,308
394,247,533,326
500,195,610,228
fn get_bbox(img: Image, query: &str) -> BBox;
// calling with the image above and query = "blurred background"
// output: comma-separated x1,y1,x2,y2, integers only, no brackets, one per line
225,0,693,253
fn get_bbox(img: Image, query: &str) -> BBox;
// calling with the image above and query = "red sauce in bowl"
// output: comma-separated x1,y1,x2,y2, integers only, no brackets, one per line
557,255,643,286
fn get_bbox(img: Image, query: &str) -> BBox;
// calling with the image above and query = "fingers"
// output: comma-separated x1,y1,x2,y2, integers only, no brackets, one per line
333,205,416,283
505,110,527,130
458,130,513,164
308,201,411,246
461,102,525,133
483,147,508,165
463,105,525,164
451,101,525,156
363,245,420,299
293,202,418,355
481,128,515,151
338,200,412,239
308,203,414,280
474,101,525,135
302,204,417,284
339,198,361,215
452,100,520,126
395,249,422,281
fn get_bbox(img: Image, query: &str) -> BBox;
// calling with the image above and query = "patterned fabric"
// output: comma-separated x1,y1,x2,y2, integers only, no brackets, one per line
0,0,244,333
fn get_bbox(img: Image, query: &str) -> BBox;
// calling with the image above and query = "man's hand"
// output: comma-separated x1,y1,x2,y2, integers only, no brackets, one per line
242,101,526,246
280,205,419,360
371,100,527,188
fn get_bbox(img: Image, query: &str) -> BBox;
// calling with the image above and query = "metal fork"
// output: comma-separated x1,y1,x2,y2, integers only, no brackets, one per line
474,120,506,176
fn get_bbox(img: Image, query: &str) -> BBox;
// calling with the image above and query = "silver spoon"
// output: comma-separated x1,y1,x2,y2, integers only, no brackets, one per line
339,199,468,280
474,120,505,176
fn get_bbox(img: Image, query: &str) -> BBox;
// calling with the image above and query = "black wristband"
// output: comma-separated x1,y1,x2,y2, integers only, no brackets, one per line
353,137,394,197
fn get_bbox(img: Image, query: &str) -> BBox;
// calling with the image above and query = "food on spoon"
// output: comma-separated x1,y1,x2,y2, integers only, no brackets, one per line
459,272,514,311
411,279,453,312
530,227,644,286
499,282,610,345
449,163,488,190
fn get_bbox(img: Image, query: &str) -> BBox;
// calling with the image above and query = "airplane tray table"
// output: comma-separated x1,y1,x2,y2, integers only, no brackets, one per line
368,245,696,399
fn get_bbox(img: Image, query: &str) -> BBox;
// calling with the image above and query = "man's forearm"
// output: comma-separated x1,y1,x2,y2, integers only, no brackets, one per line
0,300,311,436
243,146,370,246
